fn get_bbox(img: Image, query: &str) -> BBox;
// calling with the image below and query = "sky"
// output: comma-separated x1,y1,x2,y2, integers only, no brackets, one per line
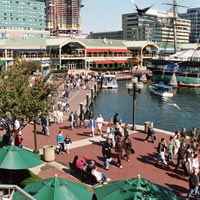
81,0,200,34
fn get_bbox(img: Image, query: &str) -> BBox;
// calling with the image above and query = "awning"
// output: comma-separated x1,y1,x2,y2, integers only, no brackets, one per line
114,60,128,64
94,60,114,64
86,48,109,53
109,49,131,53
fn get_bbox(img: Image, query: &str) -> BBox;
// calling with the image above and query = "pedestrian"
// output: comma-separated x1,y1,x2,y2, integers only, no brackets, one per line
180,127,187,139
174,142,188,175
174,133,181,155
53,109,58,123
88,111,94,120
73,111,79,128
68,111,74,130
167,136,175,163
96,114,104,135
56,130,65,155
144,121,155,143
89,117,96,137
186,168,199,200
123,123,129,137
102,138,113,170
14,132,23,148
185,144,193,173
41,115,50,136
91,164,111,184
192,153,199,170
79,111,86,128
157,138,168,165
57,110,63,124
14,118,21,135
64,135,72,154
107,118,113,137
123,135,132,162
113,112,119,126
115,137,123,168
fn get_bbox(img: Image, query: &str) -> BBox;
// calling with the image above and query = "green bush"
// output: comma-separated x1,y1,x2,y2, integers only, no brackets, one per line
20,170,42,187
0,169,42,187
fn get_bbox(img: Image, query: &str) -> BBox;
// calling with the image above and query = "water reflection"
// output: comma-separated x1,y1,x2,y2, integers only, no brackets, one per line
91,81,200,132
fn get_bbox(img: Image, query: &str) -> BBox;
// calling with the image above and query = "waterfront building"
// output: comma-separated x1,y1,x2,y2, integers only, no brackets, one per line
45,0,84,37
0,0,49,39
0,37,198,71
179,7,200,43
122,9,191,44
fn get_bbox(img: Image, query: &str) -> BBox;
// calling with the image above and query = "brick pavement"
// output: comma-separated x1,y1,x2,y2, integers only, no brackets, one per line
0,77,191,199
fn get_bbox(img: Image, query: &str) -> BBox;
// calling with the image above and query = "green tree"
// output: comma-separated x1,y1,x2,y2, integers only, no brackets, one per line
0,61,56,137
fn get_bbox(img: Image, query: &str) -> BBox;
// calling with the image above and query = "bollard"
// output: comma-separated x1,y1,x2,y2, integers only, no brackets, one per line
86,94,89,109
80,102,83,115
91,88,94,100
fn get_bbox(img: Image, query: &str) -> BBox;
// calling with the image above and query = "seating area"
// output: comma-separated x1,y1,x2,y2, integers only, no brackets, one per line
69,162,98,185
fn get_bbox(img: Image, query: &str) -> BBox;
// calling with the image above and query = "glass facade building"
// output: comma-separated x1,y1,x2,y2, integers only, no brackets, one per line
179,8,200,43
0,0,48,38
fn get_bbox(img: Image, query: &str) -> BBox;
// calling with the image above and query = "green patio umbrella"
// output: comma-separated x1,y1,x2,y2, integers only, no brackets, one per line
13,175,93,200
93,176,179,200
0,145,43,170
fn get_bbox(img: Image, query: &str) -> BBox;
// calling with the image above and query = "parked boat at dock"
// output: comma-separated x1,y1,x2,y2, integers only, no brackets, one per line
101,74,118,89
150,49,200,87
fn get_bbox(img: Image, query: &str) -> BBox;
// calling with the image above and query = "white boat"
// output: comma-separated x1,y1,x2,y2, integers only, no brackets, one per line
149,83,174,97
101,74,118,89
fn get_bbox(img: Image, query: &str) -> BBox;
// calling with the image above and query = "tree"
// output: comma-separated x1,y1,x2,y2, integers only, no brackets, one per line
0,61,57,143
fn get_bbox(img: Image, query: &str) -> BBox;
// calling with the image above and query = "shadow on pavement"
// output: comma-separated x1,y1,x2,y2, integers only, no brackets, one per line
166,183,188,200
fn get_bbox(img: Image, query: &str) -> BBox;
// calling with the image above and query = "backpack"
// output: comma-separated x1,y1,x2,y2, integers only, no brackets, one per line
157,142,161,153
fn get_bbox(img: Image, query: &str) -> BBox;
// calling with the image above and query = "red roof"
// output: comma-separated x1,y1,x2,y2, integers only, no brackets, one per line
86,48,109,53
109,49,131,53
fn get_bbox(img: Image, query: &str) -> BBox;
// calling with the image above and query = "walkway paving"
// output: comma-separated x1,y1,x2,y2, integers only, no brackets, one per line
0,74,190,199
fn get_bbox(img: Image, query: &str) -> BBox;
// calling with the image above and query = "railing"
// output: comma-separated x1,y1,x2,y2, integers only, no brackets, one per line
0,184,35,200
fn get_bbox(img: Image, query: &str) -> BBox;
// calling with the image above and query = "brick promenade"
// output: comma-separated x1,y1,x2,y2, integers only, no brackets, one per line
0,75,190,199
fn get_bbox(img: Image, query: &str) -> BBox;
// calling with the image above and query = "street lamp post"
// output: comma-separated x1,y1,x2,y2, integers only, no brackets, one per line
126,77,144,130
33,114,39,154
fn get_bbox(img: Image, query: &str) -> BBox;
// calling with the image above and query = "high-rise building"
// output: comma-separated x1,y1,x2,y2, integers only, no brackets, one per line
46,0,84,36
179,7,200,43
0,0,49,38
122,9,191,44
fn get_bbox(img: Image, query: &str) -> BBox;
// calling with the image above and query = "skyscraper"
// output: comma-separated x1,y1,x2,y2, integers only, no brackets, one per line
46,0,84,36
0,0,48,38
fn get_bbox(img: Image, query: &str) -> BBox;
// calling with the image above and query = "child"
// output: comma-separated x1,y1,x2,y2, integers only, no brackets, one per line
64,135,72,154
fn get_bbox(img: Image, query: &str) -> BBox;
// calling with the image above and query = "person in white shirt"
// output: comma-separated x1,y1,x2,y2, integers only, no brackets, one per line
192,154,199,170
57,110,63,124
91,164,111,184
96,114,104,135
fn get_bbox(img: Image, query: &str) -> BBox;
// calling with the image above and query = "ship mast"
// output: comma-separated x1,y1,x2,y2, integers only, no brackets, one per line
172,0,178,53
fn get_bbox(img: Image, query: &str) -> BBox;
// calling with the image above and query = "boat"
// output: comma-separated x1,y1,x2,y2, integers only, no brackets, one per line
148,1,200,87
149,83,174,97
150,49,200,87
101,74,118,89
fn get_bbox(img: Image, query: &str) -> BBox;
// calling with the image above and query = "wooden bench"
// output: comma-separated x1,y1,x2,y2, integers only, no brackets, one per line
69,162,98,184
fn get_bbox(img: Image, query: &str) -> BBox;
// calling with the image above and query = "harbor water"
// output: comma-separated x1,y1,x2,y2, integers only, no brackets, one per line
91,81,200,132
